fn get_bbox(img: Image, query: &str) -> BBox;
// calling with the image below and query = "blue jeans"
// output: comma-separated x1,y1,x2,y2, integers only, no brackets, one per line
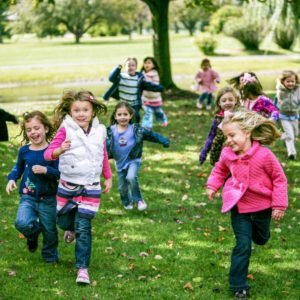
142,105,167,129
132,104,142,123
229,207,272,291
198,92,213,105
117,161,142,206
57,209,92,269
15,194,58,263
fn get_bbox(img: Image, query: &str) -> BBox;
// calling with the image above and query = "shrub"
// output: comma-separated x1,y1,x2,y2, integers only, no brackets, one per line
208,5,242,34
274,24,295,50
224,18,265,51
195,33,218,55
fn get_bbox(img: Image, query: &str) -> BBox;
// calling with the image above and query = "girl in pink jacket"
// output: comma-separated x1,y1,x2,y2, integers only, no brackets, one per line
195,58,220,110
206,111,288,299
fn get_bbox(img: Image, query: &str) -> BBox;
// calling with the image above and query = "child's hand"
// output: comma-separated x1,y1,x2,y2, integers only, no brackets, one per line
6,180,17,194
103,177,112,193
272,209,285,222
60,139,71,153
207,188,216,202
32,165,47,174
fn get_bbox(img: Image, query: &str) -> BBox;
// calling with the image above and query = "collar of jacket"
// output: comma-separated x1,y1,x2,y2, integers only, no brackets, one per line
224,140,261,161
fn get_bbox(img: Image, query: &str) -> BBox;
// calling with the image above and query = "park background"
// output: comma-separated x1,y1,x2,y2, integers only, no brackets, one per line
0,0,299,299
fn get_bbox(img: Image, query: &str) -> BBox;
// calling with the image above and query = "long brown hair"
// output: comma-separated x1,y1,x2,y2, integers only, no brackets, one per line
110,102,135,125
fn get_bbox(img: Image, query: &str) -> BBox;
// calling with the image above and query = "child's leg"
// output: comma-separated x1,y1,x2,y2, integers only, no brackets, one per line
142,106,154,129
74,212,92,269
15,195,42,241
153,106,168,126
281,119,297,156
117,169,131,206
198,92,208,104
229,207,252,292
126,161,142,204
38,196,59,263
132,104,141,123
251,208,272,245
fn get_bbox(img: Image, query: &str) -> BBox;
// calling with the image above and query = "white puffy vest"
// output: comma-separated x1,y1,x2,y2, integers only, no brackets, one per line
59,115,106,185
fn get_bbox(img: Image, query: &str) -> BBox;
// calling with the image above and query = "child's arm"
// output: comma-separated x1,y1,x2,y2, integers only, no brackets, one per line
32,161,60,181
199,118,219,165
102,142,113,193
6,148,25,194
141,79,164,93
108,65,122,82
213,70,221,83
141,127,170,147
1,109,18,124
44,128,70,160
262,98,280,121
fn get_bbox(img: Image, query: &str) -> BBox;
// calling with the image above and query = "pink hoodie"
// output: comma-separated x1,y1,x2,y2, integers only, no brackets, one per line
207,141,288,213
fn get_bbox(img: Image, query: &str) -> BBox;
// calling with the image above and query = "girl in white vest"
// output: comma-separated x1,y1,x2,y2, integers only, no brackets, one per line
44,90,112,285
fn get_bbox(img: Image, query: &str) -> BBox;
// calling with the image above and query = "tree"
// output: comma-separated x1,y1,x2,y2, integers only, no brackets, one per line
0,0,11,43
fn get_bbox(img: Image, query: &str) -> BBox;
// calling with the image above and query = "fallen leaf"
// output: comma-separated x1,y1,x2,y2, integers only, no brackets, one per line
139,252,149,257
91,280,97,286
138,275,147,281
218,225,226,232
183,282,193,290
19,233,25,239
8,271,16,276
247,274,255,280
128,263,135,269
192,277,203,283
154,255,163,260
182,194,188,201
167,240,174,248
196,172,206,177
274,228,282,233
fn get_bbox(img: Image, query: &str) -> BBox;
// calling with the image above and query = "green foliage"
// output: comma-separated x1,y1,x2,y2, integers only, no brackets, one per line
208,5,242,34
194,33,217,55
88,22,120,37
223,18,265,51
274,25,295,50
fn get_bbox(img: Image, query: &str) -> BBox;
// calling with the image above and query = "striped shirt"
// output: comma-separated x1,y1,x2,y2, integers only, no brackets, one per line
142,70,162,106
119,73,139,106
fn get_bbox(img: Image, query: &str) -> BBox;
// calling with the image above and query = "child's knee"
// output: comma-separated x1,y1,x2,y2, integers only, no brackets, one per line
15,219,31,233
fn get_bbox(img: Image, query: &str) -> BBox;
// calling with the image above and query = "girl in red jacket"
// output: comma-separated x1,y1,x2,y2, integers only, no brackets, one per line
206,111,288,299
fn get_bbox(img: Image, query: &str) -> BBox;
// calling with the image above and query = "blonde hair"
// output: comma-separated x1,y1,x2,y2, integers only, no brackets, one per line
215,86,240,113
222,110,281,145
279,70,299,85
124,57,138,67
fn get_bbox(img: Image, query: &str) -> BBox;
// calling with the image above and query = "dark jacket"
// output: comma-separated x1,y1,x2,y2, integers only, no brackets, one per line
103,66,164,105
0,109,18,141
106,124,170,160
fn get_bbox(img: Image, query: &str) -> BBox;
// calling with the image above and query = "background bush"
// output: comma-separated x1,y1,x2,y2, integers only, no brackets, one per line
195,33,218,55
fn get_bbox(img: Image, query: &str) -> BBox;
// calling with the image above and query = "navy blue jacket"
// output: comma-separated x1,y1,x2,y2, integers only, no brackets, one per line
103,66,164,105
106,124,170,160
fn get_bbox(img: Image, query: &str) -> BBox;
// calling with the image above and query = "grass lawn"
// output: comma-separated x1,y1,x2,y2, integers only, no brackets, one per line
0,99,299,300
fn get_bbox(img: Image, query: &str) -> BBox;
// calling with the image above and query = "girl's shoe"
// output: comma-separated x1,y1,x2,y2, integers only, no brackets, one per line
234,289,249,299
76,268,90,284
64,231,75,243
124,203,134,210
196,102,203,109
161,121,168,127
27,236,38,252
137,200,147,211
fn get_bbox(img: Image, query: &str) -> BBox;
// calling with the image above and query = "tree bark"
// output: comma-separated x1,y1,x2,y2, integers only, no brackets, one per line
141,0,176,89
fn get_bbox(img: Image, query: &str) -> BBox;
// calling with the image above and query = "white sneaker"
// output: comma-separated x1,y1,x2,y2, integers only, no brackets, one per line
196,102,203,109
137,200,147,211
206,105,212,111
124,203,133,210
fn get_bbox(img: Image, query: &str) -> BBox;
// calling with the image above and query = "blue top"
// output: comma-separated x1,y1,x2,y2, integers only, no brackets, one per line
111,124,141,171
7,144,60,199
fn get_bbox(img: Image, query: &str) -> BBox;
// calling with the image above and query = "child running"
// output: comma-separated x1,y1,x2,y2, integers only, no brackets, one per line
44,90,112,284
276,70,300,160
106,102,170,211
206,111,288,299
141,56,168,129
199,86,240,166
103,57,164,123
195,58,220,110
236,72,279,121
6,111,59,263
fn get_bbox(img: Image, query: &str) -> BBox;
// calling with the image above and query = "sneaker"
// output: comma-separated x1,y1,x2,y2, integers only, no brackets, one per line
124,203,134,210
288,154,296,160
137,200,147,211
161,121,168,127
196,102,203,109
206,105,212,111
76,268,90,284
27,236,38,253
234,290,249,299
64,231,75,243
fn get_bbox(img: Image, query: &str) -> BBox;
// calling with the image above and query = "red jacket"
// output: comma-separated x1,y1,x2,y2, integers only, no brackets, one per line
207,141,288,213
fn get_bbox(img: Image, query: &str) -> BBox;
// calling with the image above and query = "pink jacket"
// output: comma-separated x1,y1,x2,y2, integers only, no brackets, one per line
207,141,288,213
195,68,220,93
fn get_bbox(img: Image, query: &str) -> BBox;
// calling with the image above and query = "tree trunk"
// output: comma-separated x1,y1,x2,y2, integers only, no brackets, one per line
142,0,176,89
0,26,3,44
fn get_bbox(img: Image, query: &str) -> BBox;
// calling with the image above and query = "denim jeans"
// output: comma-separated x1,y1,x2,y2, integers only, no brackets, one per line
229,207,272,291
132,104,142,123
15,194,58,263
198,92,213,105
142,105,167,129
57,209,92,269
117,160,142,206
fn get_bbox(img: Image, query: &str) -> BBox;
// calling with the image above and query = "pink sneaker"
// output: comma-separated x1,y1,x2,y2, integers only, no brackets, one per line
137,200,147,211
64,231,75,243
161,121,168,127
76,268,90,284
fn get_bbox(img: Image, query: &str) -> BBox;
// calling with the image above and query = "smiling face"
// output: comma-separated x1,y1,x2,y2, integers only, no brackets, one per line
282,75,297,90
143,59,154,72
218,92,237,112
125,59,137,76
25,117,48,149
70,100,94,130
115,106,133,128
222,122,252,155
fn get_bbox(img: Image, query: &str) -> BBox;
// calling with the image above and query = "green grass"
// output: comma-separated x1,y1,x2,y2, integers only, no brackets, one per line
0,99,299,300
